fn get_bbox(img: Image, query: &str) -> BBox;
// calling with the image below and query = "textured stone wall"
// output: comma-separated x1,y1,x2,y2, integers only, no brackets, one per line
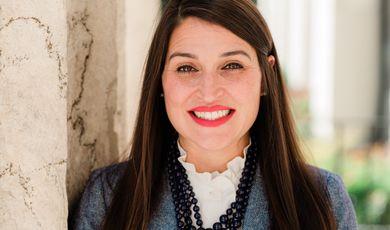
0,0,68,229
66,0,160,221
66,0,120,215
0,0,160,229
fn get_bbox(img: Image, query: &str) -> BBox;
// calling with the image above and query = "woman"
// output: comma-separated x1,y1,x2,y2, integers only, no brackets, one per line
73,0,357,229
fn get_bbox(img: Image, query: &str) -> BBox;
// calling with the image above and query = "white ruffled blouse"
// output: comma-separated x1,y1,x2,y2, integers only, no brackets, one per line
177,140,251,228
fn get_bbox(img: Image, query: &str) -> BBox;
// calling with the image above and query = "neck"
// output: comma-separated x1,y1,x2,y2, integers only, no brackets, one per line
179,134,250,173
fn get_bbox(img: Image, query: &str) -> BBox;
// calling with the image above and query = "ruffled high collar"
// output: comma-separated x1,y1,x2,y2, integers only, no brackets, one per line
177,139,251,182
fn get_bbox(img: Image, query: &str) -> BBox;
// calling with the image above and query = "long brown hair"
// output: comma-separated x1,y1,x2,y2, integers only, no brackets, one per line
102,0,337,229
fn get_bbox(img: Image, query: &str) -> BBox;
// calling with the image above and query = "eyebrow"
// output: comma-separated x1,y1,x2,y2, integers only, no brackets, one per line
220,50,251,60
168,50,251,61
168,52,198,60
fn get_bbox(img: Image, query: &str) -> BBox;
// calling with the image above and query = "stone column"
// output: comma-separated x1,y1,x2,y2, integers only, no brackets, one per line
0,0,161,229
0,0,68,229
66,0,160,222
66,0,120,215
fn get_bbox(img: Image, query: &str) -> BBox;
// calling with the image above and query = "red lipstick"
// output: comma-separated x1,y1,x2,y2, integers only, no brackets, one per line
188,105,235,127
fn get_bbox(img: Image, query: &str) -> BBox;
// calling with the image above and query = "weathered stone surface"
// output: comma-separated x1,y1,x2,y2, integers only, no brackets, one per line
0,0,68,229
66,0,120,215
66,1,160,216
0,0,160,228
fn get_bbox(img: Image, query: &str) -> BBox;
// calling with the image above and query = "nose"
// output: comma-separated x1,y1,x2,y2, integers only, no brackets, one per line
197,71,224,102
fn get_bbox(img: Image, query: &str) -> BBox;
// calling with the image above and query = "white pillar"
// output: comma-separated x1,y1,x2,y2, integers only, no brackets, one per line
308,0,335,137
286,0,309,90
258,0,290,68
0,0,68,229
333,0,381,133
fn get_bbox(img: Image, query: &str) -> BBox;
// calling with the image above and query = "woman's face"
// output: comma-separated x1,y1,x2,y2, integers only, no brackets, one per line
162,17,262,152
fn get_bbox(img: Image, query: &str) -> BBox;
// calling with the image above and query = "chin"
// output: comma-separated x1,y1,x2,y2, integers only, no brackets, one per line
191,135,235,151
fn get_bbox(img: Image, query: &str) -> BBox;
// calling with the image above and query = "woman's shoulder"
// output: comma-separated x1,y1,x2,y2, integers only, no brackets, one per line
313,166,358,229
88,161,128,190
314,167,343,188
72,161,128,230
314,167,350,199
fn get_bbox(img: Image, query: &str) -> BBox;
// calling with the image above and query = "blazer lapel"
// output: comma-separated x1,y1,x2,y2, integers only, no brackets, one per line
242,169,270,229
148,181,177,229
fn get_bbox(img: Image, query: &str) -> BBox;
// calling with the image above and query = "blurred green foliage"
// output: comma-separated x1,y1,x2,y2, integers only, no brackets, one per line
346,155,390,224
291,92,390,226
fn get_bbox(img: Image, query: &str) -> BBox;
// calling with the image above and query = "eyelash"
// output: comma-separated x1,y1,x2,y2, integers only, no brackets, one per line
176,63,244,74
176,65,198,73
223,63,243,70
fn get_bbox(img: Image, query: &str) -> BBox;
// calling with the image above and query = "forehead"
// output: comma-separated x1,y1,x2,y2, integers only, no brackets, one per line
168,17,255,54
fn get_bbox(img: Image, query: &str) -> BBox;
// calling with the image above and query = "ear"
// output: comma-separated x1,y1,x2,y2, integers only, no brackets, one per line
267,55,275,68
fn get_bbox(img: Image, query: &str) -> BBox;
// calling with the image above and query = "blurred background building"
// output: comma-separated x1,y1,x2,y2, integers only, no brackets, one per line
258,0,390,227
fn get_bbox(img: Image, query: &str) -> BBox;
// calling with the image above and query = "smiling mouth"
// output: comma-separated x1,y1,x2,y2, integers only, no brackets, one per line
191,109,233,120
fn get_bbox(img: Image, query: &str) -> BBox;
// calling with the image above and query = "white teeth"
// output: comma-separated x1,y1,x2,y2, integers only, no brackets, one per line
193,110,231,120
205,112,211,120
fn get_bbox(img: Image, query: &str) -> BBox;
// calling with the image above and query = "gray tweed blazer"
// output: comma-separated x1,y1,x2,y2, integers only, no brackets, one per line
72,162,358,230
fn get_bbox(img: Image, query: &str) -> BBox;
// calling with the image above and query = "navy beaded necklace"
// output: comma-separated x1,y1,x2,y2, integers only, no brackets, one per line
167,137,258,230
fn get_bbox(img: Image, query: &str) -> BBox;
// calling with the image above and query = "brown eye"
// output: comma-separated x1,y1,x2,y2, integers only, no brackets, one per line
223,63,243,70
177,65,198,73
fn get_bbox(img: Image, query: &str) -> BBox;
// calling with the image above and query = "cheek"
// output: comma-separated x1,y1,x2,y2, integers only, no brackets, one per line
243,89,261,114
162,79,180,128
235,75,262,120
235,74,261,103
162,76,176,113
162,75,189,116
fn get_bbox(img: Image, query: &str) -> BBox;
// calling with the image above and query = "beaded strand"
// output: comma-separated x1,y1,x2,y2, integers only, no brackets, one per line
167,138,258,230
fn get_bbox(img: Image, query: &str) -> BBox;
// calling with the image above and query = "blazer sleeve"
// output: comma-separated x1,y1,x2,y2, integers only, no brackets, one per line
72,169,108,230
71,162,127,230
325,171,358,230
